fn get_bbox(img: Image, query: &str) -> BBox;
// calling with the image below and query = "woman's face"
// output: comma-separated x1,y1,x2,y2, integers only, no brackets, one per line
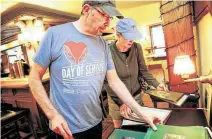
118,33,134,49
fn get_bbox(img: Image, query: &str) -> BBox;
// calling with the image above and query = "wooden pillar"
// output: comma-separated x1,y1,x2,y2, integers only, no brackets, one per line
161,1,198,93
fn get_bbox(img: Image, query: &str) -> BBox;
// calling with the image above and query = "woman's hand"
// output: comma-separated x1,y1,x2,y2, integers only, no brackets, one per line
157,83,168,91
120,104,133,119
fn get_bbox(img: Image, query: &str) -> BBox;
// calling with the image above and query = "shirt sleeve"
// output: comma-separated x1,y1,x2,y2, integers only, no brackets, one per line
33,27,53,68
104,40,115,70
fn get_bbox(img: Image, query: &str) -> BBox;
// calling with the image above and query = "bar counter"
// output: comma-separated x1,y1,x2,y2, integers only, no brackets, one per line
1,73,50,88
1,73,50,132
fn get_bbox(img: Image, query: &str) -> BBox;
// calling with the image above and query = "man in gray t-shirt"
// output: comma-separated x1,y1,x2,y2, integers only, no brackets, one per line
29,1,158,139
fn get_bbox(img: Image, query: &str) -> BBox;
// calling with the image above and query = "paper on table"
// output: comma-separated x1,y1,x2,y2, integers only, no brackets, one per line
127,106,171,124
122,119,146,126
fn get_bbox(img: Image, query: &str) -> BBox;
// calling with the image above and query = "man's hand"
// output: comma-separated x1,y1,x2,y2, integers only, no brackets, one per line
120,104,133,119
138,114,158,131
156,83,168,91
120,104,160,131
50,114,74,139
106,69,158,131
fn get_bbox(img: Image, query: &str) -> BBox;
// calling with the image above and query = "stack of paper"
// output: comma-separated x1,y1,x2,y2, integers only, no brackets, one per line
123,106,171,126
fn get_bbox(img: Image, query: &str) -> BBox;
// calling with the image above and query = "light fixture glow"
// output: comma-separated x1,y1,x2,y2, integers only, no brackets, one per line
173,55,195,79
34,17,43,27
14,20,26,28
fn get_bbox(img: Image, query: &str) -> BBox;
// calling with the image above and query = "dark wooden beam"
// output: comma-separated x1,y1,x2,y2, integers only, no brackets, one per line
1,2,80,26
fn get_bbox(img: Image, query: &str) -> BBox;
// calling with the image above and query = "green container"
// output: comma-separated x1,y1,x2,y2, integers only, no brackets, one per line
144,125,210,139
108,129,146,139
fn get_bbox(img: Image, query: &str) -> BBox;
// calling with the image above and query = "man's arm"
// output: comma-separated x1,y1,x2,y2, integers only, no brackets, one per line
106,69,157,130
29,62,73,139
29,62,57,119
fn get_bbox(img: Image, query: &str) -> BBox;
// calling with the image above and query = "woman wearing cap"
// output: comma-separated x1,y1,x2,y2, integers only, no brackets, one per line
104,18,167,128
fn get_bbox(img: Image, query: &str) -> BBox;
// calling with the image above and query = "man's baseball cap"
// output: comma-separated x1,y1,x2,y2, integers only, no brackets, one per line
82,0,123,19
116,18,142,40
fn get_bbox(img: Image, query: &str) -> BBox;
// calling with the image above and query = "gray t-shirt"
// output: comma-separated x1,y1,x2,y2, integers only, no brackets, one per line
34,22,114,133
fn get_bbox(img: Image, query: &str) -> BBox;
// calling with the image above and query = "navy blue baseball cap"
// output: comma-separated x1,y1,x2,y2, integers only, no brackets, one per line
116,18,142,40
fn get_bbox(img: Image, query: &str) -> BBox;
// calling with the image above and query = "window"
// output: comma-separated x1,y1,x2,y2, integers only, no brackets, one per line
150,24,166,57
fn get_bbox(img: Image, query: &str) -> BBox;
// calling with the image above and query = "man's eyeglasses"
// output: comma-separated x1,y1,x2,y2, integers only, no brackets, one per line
94,7,113,21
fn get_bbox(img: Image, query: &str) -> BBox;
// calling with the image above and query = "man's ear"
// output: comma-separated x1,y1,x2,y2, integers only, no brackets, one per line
82,4,92,15
116,32,121,38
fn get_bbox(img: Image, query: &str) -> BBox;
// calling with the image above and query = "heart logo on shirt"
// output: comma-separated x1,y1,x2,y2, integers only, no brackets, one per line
64,41,88,64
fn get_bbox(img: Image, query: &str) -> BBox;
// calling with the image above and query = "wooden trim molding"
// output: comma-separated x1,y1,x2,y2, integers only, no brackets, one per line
1,2,79,26
193,1,212,24
1,34,18,45
1,2,80,45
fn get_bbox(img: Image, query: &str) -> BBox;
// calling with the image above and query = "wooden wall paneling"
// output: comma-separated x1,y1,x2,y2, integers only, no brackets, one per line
1,97,17,107
16,97,39,126
194,1,212,23
1,86,49,130
162,2,191,25
29,86,49,130
161,1,198,93
15,88,31,98
1,88,14,97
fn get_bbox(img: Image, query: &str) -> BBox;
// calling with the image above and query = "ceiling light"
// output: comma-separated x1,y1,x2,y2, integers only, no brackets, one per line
14,20,26,28
34,17,43,27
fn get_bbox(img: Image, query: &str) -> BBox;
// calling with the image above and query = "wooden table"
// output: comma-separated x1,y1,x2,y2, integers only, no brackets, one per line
107,108,209,138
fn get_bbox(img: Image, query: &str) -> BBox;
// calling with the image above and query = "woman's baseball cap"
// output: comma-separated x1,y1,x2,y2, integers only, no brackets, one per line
116,18,142,40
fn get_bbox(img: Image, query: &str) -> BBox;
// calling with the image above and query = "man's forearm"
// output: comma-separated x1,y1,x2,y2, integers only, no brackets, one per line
29,77,59,120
